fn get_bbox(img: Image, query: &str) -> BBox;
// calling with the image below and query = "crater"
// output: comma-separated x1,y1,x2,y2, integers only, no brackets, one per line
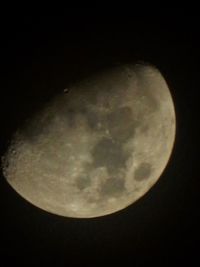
151,94,159,110
106,106,137,142
67,106,88,128
76,174,91,190
146,93,160,113
100,177,125,197
140,123,150,133
134,162,152,181
86,111,103,131
91,137,130,175
139,92,160,114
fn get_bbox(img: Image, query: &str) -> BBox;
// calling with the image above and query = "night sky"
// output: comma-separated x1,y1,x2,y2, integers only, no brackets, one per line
0,9,199,266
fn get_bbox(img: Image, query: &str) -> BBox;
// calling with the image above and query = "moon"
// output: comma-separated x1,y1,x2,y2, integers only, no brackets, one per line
2,63,176,218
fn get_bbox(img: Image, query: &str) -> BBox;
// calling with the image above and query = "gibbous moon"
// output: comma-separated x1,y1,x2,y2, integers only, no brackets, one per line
2,64,176,218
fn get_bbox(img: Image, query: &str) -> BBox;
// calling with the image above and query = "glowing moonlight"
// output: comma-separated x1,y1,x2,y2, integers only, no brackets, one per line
2,64,176,218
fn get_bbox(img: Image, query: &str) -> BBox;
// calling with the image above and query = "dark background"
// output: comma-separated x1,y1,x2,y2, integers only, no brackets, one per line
0,8,199,266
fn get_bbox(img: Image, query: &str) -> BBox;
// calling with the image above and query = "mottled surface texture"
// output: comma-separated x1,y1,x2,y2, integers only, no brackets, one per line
2,64,176,218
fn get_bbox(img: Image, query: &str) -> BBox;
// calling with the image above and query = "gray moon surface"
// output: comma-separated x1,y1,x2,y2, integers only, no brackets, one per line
2,64,176,218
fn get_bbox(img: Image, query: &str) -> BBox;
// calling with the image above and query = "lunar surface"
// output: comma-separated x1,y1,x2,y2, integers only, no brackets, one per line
2,64,176,218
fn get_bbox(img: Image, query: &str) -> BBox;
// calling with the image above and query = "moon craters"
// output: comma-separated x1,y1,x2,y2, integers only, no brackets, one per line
76,174,92,190
100,176,125,197
91,137,130,175
106,106,137,142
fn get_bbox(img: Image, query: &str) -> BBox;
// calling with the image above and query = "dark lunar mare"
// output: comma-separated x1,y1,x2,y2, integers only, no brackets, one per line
100,176,126,198
80,105,139,198
105,106,137,142
91,137,130,174
134,162,152,181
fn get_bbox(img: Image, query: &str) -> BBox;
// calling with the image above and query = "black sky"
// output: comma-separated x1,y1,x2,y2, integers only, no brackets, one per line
0,9,199,267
